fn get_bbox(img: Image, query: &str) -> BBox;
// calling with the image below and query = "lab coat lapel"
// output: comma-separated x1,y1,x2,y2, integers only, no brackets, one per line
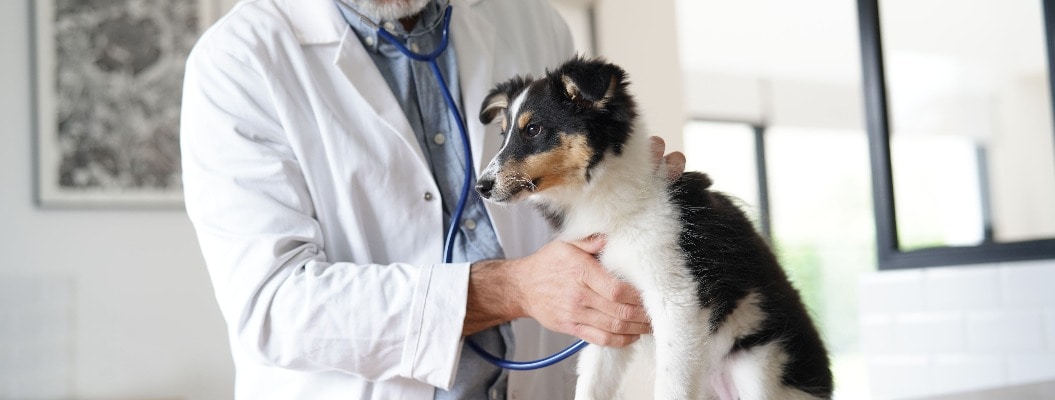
450,1,496,175
332,30,429,167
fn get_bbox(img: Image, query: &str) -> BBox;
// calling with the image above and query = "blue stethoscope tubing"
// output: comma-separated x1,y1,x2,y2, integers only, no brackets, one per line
376,8,470,265
370,5,587,371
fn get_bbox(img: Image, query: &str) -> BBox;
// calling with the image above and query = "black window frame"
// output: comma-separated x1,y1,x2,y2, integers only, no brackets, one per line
685,118,772,240
858,0,1055,270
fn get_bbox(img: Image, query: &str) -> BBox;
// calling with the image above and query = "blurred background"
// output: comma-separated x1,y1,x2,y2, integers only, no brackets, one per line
2,0,1054,399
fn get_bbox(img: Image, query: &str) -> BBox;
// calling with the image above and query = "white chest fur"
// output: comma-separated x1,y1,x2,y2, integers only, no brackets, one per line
537,133,697,304
527,133,728,399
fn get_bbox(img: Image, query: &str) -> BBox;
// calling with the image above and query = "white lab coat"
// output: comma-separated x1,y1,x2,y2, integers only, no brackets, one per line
180,0,578,398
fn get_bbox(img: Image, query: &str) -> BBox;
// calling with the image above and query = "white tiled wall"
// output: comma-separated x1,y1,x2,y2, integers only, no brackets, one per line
0,276,74,398
859,259,1055,399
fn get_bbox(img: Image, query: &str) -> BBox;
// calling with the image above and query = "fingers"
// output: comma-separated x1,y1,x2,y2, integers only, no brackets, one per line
649,136,666,165
565,288,649,347
579,258,642,306
585,288,650,324
518,236,652,348
664,151,686,181
569,234,607,255
649,136,686,181
570,236,650,324
570,323,642,348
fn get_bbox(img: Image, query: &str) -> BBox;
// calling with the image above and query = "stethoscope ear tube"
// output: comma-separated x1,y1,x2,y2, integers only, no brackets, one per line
371,3,587,371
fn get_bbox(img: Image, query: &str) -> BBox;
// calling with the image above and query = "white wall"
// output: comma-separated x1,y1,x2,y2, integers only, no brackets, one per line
0,1,233,398
859,260,1055,399
676,0,864,130
594,0,686,152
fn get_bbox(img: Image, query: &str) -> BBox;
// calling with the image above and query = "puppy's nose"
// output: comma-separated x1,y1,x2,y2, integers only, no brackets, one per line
476,178,495,199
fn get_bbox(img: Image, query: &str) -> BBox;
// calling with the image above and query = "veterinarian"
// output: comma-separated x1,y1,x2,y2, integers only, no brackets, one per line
180,0,684,399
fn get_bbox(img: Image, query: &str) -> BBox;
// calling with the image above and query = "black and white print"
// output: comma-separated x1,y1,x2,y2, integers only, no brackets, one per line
36,0,204,206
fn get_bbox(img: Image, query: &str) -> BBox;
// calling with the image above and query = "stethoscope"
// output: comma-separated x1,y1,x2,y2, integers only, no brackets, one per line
339,1,587,370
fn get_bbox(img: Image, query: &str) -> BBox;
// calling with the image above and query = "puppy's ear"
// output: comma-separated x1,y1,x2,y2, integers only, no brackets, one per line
480,75,533,125
479,89,509,124
557,58,626,110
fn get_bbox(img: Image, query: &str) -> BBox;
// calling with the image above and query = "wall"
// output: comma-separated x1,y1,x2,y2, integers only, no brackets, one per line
594,0,686,152
0,0,233,398
859,260,1055,399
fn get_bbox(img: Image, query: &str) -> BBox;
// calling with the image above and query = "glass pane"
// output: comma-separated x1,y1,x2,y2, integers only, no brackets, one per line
683,121,762,226
880,0,1055,249
766,127,876,399
891,135,987,250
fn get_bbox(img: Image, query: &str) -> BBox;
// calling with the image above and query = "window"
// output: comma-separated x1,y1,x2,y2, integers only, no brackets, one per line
858,0,1055,269
683,121,767,236
684,122,874,399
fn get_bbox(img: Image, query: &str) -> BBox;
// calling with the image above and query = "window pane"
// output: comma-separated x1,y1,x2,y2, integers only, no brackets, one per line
891,135,986,250
766,127,876,399
880,0,1055,248
683,121,761,226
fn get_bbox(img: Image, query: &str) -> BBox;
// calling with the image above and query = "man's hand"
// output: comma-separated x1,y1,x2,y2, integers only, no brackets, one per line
651,136,686,181
465,236,651,347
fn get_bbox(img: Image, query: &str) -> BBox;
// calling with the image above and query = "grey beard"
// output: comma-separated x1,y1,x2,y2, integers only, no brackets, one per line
343,0,432,22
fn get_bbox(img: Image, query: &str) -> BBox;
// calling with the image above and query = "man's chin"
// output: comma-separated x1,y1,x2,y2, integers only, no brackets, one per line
343,0,432,21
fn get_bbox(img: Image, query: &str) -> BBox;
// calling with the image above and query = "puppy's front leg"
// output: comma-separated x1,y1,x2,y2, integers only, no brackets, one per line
574,340,641,400
651,303,705,400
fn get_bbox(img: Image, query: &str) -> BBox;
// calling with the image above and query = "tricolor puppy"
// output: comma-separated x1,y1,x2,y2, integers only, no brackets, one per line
476,58,833,400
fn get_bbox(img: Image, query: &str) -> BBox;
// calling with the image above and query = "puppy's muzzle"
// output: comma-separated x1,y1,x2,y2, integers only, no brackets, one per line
476,177,495,199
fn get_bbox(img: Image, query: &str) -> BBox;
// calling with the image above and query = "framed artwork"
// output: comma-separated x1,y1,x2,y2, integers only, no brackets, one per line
33,0,216,207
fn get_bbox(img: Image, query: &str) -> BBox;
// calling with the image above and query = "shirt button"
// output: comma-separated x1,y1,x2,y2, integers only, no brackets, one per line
410,42,420,53
463,219,477,230
364,36,375,46
424,192,434,201
433,133,446,145
489,388,499,400
382,21,396,32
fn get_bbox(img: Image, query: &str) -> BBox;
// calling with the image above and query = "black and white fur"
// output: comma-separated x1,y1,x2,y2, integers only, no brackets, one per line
476,58,833,400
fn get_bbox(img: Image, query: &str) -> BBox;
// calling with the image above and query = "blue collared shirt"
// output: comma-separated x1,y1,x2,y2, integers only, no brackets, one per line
335,2,511,399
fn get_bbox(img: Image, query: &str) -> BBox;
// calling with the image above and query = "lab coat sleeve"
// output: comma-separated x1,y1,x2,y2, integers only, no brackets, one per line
180,36,467,389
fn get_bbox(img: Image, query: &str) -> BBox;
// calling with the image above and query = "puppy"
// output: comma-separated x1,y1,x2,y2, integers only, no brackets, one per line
475,57,833,400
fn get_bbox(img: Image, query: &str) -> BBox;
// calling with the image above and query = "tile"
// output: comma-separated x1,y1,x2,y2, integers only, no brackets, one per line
893,312,966,355
1008,353,1055,385
1047,310,1055,351
867,355,931,400
0,276,73,399
967,311,1045,353
931,355,1006,395
923,265,1000,312
859,269,925,314
1001,261,1055,307
861,314,895,355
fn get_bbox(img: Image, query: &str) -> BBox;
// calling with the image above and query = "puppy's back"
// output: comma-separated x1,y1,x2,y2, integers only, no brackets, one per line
668,171,834,397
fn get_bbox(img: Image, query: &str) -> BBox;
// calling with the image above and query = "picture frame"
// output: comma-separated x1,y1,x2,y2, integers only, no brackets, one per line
32,0,219,208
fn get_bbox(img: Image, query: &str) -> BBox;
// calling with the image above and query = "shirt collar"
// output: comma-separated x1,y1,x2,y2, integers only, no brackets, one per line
335,0,446,56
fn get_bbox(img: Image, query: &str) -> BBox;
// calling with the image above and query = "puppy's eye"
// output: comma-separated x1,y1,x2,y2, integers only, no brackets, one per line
524,123,543,138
